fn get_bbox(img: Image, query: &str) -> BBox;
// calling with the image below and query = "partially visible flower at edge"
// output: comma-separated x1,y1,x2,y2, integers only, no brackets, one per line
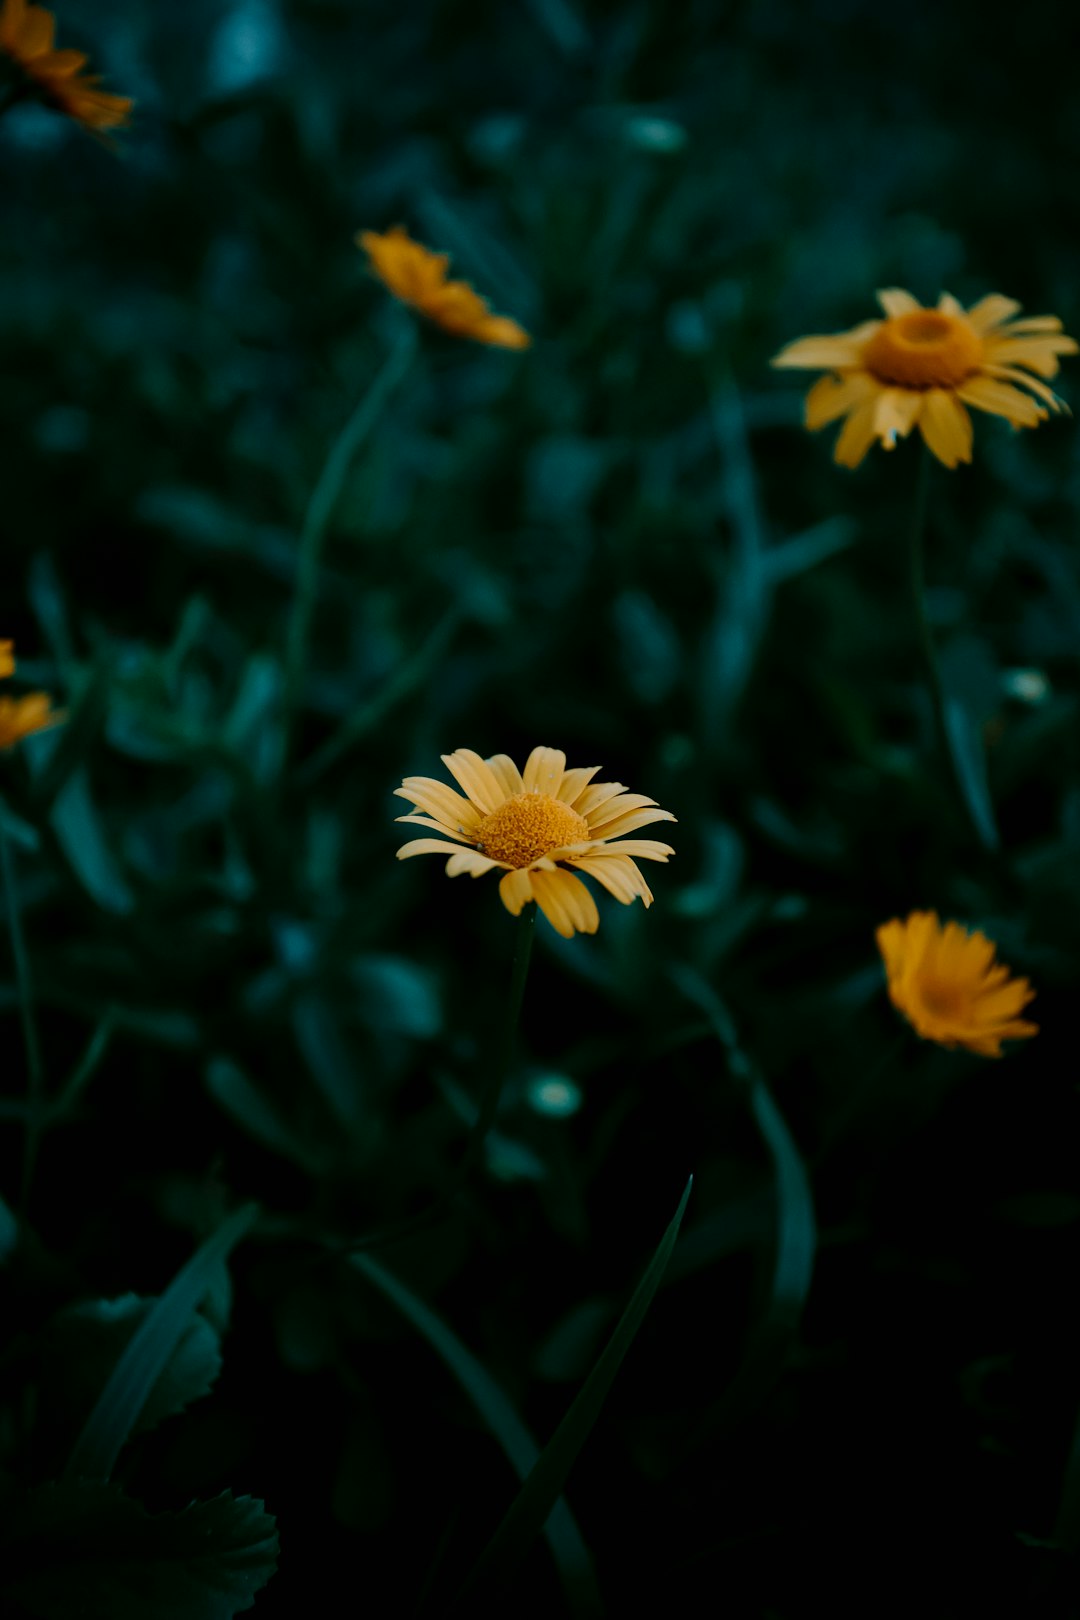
394,746,675,938
772,288,1077,469
0,641,63,751
876,909,1038,1057
357,226,531,350
0,0,132,131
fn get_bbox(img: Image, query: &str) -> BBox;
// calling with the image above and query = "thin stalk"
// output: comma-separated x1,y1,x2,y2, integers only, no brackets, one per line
344,905,537,1252
906,442,944,733
297,602,462,787
282,321,416,759
906,444,1001,850
0,812,46,1212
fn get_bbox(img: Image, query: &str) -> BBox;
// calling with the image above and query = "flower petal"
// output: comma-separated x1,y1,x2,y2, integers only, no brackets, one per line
37,47,87,76
530,868,599,937
803,371,877,431
20,3,55,56
523,746,567,793
393,814,477,845
440,749,506,814
557,765,602,805
876,288,922,318
978,334,1078,378
917,390,973,468
591,838,674,861
587,807,678,841
396,837,470,861
577,780,628,820
964,294,1023,334
394,777,481,832
484,752,524,799
445,850,505,879
571,851,653,906
771,334,869,370
983,365,1066,411
467,314,532,350
833,397,881,468
955,375,1044,429
995,316,1065,335
586,792,661,828
499,868,533,916
872,387,924,448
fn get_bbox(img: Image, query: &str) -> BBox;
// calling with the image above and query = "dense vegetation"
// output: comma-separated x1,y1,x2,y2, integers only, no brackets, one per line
2,1,1079,1614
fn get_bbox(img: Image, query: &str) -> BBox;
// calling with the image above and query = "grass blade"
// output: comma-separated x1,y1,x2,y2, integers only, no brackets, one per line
349,1252,600,1616
64,1203,258,1483
670,965,816,1427
452,1176,693,1609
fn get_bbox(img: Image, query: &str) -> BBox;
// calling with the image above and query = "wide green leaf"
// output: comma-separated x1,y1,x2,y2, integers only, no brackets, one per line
1,1483,278,1619
39,1295,221,1445
63,1204,258,1483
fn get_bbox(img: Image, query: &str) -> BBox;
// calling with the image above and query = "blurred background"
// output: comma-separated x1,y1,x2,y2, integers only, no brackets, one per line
3,0,1080,1614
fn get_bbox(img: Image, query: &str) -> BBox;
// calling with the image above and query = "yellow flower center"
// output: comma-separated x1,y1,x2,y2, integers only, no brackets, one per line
916,976,971,1022
476,792,590,869
862,310,982,389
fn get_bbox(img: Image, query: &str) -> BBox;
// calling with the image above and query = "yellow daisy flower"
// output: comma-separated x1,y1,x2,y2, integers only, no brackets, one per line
0,0,132,131
395,746,675,938
0,692,62,750
357,225,531,350
876,910,1038,1058
772,288,1077,469
0,640,63,750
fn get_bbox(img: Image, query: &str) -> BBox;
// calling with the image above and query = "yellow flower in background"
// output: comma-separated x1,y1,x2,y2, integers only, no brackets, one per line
876,910,1038,1057
395,747,675,937
773,289,1076,469
357,226,531,350
0,0,132,131
0,640,62,751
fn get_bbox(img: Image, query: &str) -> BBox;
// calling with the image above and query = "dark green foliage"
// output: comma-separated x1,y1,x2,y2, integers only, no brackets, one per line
1,1485,278,1619
3,0,1080,1615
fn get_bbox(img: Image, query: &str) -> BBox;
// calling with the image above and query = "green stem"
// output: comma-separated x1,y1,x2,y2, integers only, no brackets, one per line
345,905,537,1252
296,602,463,787
905,446,965,806
282,321,416,759
906,443,945,735
0,812,45,1213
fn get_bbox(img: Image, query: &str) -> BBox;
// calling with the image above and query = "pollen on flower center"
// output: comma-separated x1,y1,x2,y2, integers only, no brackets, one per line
862,310,982,389
476,793,590,869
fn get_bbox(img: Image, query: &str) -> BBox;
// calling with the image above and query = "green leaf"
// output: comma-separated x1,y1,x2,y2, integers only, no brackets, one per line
48,1014,116,1125
453,1176,693,1609
350,1252,601,1616
669,966,817,1421
350,954,442,1038
204,1055,319,1171
943,694,999,853
40,1295,222,1443
29,660,113,815
0,1192,16,1265
291,992,365,1129
763,515,857,583
64,1204,258,1483
48,768,135,916
1,1483,277,1619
